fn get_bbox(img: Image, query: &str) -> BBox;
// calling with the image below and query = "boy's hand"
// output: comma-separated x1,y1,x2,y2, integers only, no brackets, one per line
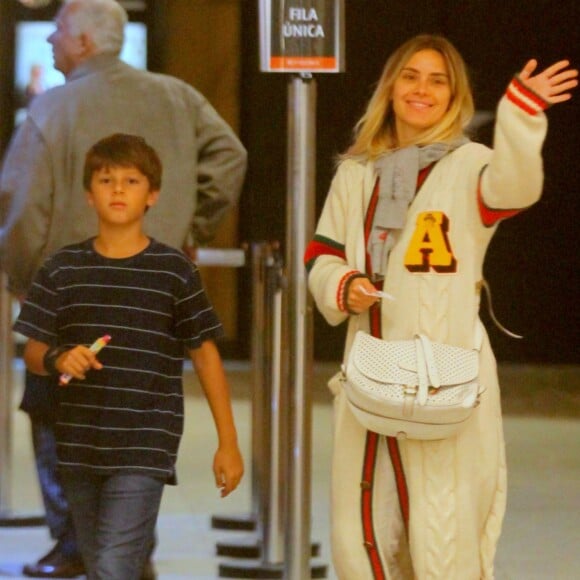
190,339,244,497
213,444,244,497
56,345,104,381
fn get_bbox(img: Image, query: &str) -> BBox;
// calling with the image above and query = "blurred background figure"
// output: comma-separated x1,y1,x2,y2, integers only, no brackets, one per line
23,64,45,107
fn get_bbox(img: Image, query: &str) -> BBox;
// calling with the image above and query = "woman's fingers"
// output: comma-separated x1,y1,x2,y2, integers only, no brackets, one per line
519,59,538,81
539,59,573,78
519,59,578,103
347,281,379,313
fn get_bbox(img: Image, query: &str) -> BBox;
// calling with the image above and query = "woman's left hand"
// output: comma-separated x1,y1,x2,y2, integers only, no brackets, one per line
347,277,380,314
519,59,578,104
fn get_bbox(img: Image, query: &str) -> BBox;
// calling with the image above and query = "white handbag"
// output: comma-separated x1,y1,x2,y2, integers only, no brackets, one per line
342,326,484,440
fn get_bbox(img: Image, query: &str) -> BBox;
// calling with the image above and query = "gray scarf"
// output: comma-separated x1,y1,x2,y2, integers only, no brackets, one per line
368,138,469,275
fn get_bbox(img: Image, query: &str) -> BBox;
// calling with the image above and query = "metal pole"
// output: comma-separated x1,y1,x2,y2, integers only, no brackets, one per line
251,243,268,523
0,273,13,515
284,74,316,580
263,244,285,564
248,242,287,565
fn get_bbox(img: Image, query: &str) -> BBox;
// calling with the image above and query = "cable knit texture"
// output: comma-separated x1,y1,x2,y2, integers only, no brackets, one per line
418,282,457,579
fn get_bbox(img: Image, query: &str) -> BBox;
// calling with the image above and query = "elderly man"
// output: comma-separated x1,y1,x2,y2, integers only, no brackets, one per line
0,1,247,577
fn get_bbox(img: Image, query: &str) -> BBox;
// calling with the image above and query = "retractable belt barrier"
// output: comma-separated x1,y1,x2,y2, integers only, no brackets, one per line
213,242,296,576
198,243,286,561
198,244,287,566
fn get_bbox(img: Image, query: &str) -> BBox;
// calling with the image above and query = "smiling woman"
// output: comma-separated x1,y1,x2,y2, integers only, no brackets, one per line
391,49,451,145
304,32,577,580
344,34,474,158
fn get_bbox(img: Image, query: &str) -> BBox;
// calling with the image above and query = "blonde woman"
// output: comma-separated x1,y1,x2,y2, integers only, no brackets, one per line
305,35,576,579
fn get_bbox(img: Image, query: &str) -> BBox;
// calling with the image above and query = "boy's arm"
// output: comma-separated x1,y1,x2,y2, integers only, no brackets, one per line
188,339,244,497
24,339,51,375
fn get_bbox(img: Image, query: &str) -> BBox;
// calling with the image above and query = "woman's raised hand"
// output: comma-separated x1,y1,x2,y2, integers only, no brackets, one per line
519,59,578,104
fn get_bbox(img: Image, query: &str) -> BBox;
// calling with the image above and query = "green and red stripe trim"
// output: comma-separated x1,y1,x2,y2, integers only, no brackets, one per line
304,235,346,272
359,175,409,578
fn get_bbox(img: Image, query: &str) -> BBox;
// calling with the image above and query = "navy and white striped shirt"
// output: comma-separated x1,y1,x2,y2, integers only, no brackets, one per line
15,238,223,483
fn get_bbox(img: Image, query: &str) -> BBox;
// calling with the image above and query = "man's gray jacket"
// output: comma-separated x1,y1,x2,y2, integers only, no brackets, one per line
0,53,247,294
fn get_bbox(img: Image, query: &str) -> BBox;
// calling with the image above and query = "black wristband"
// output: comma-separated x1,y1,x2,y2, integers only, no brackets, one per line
43,345,69,376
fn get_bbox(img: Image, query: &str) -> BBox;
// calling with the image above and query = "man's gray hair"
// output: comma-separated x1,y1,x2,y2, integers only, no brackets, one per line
65,0,128,55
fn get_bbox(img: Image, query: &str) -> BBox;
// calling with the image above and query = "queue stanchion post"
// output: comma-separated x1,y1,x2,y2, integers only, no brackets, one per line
213,242,267,556
215,241,288,565
282,74,327,580
217,241,317,576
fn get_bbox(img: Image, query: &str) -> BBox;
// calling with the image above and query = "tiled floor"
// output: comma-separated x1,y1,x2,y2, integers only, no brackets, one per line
0,360,579,579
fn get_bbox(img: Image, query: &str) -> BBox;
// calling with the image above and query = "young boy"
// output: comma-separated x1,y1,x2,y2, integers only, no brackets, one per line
14,133,244,579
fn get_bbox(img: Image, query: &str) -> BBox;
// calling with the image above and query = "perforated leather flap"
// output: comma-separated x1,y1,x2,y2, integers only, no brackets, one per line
350,331,479,387
350,332,418,385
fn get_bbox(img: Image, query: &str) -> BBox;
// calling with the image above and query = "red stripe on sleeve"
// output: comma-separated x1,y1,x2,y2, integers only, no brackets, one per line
506,88,539,116
303,239,345,267
477,179,522,227
511,76,549,111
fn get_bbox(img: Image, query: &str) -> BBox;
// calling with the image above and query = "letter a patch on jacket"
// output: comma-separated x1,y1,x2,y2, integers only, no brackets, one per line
404,211,457,273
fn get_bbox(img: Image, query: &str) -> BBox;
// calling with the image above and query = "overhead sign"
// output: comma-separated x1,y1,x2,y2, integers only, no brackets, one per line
260,0,344,73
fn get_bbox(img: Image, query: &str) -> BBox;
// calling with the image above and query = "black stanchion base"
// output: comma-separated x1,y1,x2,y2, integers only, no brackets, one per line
216,536,260,559
218,559,327,578
0,511,45,528
211,512,256,531
216,536,321,559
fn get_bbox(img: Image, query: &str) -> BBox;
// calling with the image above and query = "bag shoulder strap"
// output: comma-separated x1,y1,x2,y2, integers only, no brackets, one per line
477,279,523,339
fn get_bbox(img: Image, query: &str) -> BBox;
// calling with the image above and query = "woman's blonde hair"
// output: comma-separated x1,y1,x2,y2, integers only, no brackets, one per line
344,34,474,159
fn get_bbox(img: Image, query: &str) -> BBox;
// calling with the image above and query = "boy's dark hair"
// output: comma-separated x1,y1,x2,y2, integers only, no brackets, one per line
83,133,162,191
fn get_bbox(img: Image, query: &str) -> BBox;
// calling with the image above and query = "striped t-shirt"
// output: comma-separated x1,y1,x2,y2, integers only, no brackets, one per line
14,238,223,483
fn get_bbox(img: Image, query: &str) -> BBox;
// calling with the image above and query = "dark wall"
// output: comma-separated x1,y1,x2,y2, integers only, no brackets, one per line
239,0,580,364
